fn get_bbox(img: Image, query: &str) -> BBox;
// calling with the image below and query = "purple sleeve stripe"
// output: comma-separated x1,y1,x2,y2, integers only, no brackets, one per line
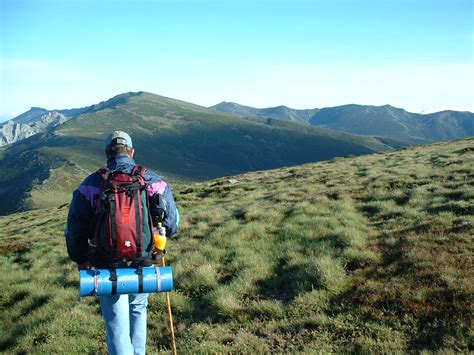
147,181,168,196
79,185,101,205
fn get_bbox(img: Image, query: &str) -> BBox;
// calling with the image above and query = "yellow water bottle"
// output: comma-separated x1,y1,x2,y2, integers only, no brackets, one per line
153,222,167,254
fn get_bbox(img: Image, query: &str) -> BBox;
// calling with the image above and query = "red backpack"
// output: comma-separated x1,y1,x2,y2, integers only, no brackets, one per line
91,165,154,267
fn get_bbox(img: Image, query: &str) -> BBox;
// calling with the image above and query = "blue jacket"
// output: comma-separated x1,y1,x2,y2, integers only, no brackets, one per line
65,155,179,263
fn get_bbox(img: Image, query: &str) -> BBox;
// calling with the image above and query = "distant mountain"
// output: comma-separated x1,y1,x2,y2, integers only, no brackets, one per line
416,110,474,141
0,92,144,147
0,92,400,215
211,102,319,125
10,107,49,125
309,104,473,143
0,110,70,146
57,91,144,117
212,102,474,143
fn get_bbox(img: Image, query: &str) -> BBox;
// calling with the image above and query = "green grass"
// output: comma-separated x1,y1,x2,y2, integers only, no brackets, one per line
0,138,472,352
27,163,86,210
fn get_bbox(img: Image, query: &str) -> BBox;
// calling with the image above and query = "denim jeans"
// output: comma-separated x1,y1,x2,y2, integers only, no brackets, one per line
100,293,149,355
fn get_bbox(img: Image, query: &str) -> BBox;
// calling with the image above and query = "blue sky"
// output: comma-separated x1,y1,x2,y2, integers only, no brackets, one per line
1,0,473,120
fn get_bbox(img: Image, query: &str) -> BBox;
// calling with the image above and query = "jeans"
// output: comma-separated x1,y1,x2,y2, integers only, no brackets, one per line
100,293,149,355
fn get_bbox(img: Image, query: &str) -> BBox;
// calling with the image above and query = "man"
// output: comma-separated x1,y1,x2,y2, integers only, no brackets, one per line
65,131,179,355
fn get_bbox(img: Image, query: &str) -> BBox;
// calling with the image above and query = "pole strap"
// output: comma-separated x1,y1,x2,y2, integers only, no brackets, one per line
136,266,144,293
110,269,118,295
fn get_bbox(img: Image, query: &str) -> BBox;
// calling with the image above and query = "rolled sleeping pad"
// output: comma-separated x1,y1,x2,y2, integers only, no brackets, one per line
80,267,173,297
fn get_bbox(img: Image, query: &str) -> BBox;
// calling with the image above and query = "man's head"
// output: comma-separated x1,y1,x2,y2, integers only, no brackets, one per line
105,131,134,158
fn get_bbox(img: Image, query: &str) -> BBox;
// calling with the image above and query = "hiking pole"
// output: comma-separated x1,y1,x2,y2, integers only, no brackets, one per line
152,221,177,354
161,255,177,355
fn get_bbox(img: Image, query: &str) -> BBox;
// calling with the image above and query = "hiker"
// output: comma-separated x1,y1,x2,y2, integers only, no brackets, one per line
65,131,179,355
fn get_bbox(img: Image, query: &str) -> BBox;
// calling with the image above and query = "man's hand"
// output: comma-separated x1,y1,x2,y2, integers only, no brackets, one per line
77,262,90,270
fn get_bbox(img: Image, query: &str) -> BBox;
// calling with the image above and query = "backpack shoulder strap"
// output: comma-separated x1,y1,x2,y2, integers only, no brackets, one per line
132,165,147,177
131,165,147,184
97,168,111,182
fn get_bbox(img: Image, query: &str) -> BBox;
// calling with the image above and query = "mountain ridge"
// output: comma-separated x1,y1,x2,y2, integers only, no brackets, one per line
4,93,472,148
212,102,474,143
0,92,401,215
212,101,473,116
210,101,319,124
0,92,145,147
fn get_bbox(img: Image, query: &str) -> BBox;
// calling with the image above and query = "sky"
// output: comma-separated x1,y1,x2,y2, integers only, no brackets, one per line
1,0,473,121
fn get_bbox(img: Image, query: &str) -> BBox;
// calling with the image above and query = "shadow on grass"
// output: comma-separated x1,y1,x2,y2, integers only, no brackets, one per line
232,208,246,221
216,250,238,285
12,248,33,269
0,314,54,352
19,295,50,318
0,291,30,310
56,275,79,289
409,288,472,350
318,233,351,250
32,332,52,346
197,186,232,199
329,224,472,351
427,203,473,216
183,295,229,324
359,204,382,217
58,256,72,266
256,258,322,303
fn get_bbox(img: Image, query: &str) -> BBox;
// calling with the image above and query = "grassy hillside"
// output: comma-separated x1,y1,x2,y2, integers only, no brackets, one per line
0,138,472,353
0,92,398,215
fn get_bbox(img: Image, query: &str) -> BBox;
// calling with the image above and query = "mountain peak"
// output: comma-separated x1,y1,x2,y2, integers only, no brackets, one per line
92,91,144,109
210,102,319,124
11,107,49,125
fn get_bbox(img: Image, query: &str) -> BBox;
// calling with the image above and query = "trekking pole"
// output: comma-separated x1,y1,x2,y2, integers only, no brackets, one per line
161,256,177,355
152,221,177,354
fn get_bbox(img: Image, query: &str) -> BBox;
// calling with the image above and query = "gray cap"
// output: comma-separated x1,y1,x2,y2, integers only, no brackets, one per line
105,131,133,149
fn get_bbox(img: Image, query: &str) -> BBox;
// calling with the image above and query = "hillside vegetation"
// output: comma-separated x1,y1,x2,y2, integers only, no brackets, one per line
0,92,399,215
0,138,472,352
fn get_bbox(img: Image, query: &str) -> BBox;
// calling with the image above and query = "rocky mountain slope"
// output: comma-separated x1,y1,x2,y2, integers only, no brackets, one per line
0,111,69,146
